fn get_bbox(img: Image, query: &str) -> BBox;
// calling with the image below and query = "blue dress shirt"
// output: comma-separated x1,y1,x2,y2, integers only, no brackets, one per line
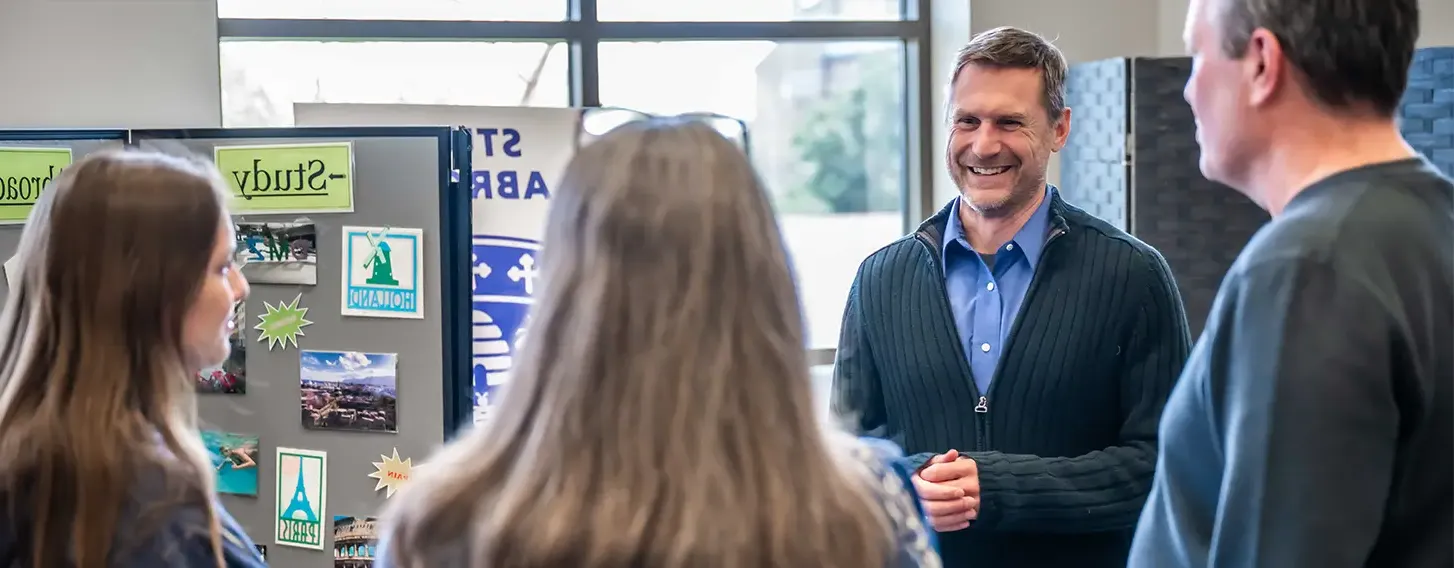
941,187,1053,396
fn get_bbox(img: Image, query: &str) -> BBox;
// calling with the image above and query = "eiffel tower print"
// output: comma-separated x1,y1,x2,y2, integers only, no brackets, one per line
282,464,317,521
275,448,327,550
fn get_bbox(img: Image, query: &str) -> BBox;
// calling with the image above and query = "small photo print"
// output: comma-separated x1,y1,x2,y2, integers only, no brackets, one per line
202,429,259,497
195,305,246,394
333,515,380,567
275,447,327,550
235,221,318,285
300,350,398,433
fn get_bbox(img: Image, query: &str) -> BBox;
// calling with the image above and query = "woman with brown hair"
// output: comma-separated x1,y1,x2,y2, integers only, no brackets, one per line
374,119,943,568
0,150,266,567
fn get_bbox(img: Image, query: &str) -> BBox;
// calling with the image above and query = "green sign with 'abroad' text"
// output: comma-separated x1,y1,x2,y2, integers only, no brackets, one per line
214,142,355,214
0,147,72,225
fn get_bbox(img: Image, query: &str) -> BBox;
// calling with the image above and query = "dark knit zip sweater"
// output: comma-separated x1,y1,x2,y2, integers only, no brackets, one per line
832,191,1191,568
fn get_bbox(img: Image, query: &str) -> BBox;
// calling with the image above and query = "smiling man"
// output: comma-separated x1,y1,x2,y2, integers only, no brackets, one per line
832,26,1191,568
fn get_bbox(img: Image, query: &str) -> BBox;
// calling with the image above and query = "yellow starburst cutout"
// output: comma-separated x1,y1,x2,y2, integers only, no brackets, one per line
254,293,312,350
368,447,413,499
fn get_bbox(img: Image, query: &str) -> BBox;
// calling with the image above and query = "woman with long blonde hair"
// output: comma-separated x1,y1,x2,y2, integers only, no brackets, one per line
375,119,942,568
0,150,266,567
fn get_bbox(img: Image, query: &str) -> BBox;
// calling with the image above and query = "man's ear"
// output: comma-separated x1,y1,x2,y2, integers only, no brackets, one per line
1052,107,1072,152
1245,28,1285,108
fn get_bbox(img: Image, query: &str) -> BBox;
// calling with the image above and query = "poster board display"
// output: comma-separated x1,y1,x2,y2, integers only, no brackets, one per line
0,146,71,225
295,103,580,429
0,130,130,303
131,126,470,568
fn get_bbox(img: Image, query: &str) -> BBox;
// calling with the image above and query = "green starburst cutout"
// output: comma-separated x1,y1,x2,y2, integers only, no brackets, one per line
254,293,312,350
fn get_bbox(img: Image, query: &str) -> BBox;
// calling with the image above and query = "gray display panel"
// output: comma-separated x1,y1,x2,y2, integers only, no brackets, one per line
136,134,448,568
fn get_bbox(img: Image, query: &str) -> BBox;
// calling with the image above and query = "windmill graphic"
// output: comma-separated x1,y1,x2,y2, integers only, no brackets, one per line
361,226,398,286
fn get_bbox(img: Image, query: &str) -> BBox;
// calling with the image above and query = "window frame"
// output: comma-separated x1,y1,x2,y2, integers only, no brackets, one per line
217,0,937,362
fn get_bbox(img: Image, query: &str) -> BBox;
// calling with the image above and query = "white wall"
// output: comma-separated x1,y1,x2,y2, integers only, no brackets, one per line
0,0,221,128
1421,0,1454,46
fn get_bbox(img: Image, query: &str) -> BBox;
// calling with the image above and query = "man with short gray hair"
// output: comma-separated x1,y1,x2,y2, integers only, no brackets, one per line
1129,0,1452,566
834,26,1190,568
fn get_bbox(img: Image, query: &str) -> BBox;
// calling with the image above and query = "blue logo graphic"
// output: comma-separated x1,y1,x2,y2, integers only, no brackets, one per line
470,235,539,423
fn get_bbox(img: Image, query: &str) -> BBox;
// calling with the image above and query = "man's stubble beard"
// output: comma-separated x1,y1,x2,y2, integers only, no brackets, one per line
956,177,1043,220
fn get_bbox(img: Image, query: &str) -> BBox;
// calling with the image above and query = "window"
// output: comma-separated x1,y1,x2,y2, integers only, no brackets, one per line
216,0,930,356
599,40,907,348
217,0,566,21
220,41,570,127
597,0,903,22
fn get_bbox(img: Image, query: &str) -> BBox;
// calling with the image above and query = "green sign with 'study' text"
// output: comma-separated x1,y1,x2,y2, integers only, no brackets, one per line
0,147,72,224
214,142,355,214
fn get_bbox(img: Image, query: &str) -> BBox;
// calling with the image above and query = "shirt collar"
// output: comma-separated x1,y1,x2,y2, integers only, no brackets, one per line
941,185,1055,269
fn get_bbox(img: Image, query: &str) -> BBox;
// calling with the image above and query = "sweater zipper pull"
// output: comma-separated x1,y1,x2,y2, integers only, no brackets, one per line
974,396,989,413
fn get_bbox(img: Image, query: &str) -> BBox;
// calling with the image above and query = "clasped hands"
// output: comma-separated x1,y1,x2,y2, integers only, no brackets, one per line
911,448,980,532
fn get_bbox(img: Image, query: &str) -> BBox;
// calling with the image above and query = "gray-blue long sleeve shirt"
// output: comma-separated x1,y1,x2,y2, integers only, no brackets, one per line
1128,157,1454,568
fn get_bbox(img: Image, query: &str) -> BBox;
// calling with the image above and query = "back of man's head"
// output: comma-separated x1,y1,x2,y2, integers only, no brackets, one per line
1215,0,1420,116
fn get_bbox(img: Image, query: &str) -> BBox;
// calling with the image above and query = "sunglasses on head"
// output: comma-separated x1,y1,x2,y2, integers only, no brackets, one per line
578,107,751,156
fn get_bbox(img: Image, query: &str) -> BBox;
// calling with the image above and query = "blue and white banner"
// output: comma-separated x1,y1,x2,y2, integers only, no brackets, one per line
295,103,580,425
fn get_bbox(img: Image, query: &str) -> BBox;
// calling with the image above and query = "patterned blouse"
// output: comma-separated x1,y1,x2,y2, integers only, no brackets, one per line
848,436,944,568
